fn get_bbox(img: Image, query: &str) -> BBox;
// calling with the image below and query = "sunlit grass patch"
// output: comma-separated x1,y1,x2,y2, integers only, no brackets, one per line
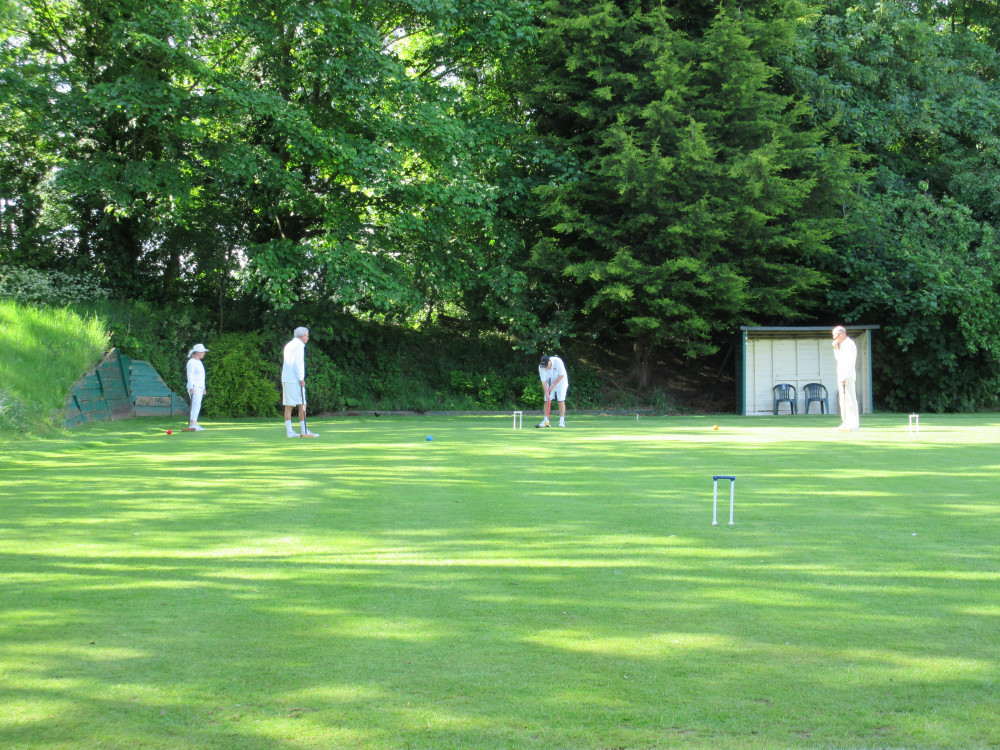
0,414,998,749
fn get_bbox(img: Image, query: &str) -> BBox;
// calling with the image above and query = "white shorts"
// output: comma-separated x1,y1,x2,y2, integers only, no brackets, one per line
282,382,306,406
545,382,568,402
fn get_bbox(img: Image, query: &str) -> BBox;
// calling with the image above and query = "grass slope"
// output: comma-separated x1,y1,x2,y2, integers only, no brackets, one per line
0,299,108,436
0,414,997,749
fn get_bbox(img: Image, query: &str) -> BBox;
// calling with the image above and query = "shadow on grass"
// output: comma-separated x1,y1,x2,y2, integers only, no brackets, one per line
1,415,998,748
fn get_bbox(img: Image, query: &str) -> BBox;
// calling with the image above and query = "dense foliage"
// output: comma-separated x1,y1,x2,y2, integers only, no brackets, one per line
525,0,861,388
5,0,1000,410
0,0,539,329
790,0,1000,410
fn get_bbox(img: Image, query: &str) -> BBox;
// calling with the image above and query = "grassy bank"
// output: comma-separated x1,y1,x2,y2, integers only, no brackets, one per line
0,299,108,438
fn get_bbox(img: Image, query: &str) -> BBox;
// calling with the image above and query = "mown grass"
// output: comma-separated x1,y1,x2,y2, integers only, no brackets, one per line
0,299,108,436
0,413,998,749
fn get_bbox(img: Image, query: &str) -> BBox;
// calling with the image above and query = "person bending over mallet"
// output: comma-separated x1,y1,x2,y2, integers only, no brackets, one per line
282,326,318,438
537,354,569,428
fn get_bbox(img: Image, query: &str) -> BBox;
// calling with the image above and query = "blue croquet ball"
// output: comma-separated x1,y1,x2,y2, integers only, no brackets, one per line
426,435,433,441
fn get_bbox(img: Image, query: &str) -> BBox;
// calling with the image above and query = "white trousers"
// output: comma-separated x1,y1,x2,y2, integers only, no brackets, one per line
189,388,205,424
838,377,859,429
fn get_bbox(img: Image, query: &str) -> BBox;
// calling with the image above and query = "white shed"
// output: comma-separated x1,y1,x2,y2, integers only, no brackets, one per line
737,326,878,416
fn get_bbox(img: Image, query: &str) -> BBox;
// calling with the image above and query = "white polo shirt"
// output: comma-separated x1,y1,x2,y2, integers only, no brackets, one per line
282,337,306,383
539,356,569,396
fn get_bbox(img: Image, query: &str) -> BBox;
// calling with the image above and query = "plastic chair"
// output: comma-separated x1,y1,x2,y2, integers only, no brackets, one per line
803,383,830,414
772,384,797,414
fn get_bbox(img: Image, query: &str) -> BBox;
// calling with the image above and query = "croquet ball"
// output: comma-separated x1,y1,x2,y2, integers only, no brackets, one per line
712,425,718,430
166,430,172,435
426,435,433,441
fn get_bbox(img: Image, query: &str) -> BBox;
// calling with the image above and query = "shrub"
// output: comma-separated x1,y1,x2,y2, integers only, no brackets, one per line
518,375,544,408
301,347,343,414
0,389,31,434
831,190,1000,411
0,265,108,305
203,332,280,418
450,370,510,409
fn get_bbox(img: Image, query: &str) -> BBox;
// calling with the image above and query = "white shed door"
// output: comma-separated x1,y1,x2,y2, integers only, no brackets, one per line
747,337,834,415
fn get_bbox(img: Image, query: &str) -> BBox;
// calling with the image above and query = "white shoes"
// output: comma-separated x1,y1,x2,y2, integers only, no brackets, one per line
287,431,300,438
193,425,206,431
302,430,319,438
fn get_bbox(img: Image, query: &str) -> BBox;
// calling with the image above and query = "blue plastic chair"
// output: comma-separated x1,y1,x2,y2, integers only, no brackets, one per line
803,383,830,414
772,384,797,414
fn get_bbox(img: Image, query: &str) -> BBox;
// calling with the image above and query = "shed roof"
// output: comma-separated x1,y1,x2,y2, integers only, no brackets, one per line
740,325,880,332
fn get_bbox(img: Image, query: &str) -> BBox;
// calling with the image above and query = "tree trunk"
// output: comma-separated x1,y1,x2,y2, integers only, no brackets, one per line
634,340,653,393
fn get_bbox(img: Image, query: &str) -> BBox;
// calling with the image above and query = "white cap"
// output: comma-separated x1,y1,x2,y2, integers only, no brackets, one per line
188,343,208,357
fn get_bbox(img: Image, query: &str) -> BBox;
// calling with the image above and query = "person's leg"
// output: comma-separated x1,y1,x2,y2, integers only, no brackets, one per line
835,382,847,429
298,394,318,437
844,377,860,430
537,395,551,427
554,383,568,426
283,383,299,436
189,389,203,427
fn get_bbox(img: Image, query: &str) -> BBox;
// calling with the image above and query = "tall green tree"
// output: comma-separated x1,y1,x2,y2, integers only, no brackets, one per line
1,0,239,299
526,0,859,388
1,0,540,332
791,0,1000,409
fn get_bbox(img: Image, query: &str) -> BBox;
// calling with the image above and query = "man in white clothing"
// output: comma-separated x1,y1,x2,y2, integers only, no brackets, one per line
537,355,569,428
832,326,859,431
282,326,318,438
185,343,208,431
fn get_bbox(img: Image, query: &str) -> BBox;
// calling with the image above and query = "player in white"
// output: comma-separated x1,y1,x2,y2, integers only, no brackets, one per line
832,325,859,431
185,343,208,431
282,326,318,438
537,355,569,428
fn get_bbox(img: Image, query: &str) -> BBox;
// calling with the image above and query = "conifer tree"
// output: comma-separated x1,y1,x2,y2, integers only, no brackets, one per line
527,0,860,387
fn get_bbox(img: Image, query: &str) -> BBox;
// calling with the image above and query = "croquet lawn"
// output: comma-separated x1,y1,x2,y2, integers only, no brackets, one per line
1,413,997,749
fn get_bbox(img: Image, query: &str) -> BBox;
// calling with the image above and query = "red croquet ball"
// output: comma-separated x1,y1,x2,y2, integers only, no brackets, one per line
166,430,172,435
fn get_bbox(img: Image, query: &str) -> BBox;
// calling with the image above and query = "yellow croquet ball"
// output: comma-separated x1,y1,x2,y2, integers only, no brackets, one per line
712,425,719,430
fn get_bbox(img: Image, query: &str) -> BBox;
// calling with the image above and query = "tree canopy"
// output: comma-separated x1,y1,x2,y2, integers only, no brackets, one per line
5,0,1000,409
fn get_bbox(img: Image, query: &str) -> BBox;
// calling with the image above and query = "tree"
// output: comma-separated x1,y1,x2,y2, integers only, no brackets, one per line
0,0,541,333
790,0,1000,410
831,189,1000,411
526,0,859,388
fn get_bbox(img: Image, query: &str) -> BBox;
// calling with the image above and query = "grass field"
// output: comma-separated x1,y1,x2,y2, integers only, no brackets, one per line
1,413,998,750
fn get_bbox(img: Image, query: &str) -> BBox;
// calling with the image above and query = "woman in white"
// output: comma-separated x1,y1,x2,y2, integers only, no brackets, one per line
186,344,208,431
